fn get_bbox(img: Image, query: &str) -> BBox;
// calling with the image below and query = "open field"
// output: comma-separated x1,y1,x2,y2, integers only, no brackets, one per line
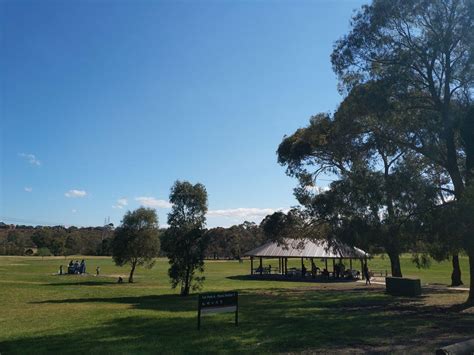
0,255,472,353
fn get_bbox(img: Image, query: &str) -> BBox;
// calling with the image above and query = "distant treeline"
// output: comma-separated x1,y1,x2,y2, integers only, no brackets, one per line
0,222,115,256
0,221,265,259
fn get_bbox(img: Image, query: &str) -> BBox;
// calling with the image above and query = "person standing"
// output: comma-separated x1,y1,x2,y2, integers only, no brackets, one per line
311,260,318,279
73,260,78,274
301,264,307,278
363,263,371,285
80,260,86,274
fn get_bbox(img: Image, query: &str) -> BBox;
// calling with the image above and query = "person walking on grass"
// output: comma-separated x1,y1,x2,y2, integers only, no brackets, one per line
363,263,371,285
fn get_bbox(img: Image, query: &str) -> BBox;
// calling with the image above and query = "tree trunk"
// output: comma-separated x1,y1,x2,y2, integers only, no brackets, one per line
467,249,474,305
181,266,190,296
388,251,402,277
182,282,190,296
129,262,136,283
451,253,463,286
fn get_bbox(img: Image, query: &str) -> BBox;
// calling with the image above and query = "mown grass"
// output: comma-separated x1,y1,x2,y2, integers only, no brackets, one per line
0,255,472,354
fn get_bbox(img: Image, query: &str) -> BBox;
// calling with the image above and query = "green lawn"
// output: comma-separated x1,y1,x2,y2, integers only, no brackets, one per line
0,255,472,354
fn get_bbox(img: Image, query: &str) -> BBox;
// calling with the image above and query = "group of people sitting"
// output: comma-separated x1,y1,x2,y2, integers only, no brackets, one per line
307,261,364,280
58,260,101,276
255,265,272,274
254,260,370,283
67,259,86,274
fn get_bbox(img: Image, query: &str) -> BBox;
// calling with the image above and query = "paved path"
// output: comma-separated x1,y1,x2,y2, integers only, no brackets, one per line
356,280,386,285
356,279,470,291
450,286,469,291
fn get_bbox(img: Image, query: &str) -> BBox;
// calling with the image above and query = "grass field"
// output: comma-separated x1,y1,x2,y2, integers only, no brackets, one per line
0,255,472,354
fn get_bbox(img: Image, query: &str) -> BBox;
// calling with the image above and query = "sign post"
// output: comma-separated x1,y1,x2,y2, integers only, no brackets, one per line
197,291,238,330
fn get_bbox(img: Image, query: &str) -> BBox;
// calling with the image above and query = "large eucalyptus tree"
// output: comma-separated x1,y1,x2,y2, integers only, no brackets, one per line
331,0,474,300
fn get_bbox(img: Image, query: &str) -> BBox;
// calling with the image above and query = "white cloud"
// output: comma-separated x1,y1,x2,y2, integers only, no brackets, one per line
207,207,287,219
112,197,128,209
24,187,33,192
135,196,172,208
65,189,87,198
206,207,290,227
19,153,41,166
72,209,77,213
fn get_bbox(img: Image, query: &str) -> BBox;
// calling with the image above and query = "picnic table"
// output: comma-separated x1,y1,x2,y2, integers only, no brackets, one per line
253,266,278,274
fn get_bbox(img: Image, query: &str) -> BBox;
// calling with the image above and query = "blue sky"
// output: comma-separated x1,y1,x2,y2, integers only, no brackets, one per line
1,0,366,228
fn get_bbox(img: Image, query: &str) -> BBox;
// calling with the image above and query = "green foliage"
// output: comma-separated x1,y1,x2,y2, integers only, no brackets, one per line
332,0,474,99
37,247,52,259
0,230,31,255
112,208,160,283
205,221,265,260
330,0,473,226
411,253,432,270
32,229,68,256
278,102,439,277
456,184,474,251
161,180,208,296
259,209,313,243
0,225,114,256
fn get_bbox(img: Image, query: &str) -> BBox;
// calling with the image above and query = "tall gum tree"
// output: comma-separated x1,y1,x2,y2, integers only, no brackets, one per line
278,107,438,277
331,0,474,299
161,180,208,296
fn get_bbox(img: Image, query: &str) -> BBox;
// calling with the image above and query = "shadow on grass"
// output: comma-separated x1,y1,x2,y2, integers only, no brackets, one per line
31,294,196,312
45,281,117,287
227,274,358,283
7,287,473,353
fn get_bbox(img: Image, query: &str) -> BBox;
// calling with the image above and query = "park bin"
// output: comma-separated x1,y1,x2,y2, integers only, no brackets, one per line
385,277,421,297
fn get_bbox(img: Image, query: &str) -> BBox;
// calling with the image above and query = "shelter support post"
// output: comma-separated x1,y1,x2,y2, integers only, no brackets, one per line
250,257,254,275
325,258,328,271
332,259,335,276
259,257,263,275
360,259,364,280
350,258,353,270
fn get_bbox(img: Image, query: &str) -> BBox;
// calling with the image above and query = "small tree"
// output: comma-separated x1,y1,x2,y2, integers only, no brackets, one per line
112,208,160,283
37,247,52,260
161,180,208,296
